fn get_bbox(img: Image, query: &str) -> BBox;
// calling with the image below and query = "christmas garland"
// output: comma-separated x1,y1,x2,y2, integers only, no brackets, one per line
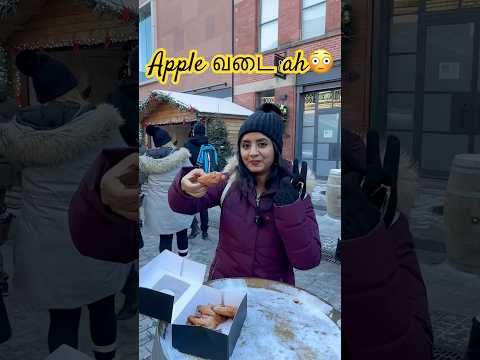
276,103,288,119
83,0,138,21
1,0,137,21
139,91,197,118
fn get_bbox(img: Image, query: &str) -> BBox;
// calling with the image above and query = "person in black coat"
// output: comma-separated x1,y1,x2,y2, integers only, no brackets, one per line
106,45,138,147
105,45,139,321
183,122,210,240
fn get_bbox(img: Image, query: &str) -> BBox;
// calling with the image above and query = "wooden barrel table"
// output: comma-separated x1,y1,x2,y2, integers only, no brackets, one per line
444,154,480,274
152,278,341,360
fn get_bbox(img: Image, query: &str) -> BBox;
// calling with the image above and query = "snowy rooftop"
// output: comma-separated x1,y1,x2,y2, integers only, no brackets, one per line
151,90,253,117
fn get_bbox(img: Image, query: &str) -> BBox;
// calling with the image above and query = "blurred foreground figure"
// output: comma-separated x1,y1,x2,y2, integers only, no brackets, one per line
341,130,433,360
0,50,130,359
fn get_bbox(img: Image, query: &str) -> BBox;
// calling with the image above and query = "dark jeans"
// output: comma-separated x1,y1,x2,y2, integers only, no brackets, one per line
160,229,188,254
192,209,209,233
48,294,116,359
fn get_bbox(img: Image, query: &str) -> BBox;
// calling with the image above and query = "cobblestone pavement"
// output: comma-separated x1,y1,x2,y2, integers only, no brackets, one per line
139,205,340,360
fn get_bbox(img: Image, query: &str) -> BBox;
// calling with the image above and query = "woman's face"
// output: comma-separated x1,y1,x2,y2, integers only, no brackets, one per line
240,132,275,176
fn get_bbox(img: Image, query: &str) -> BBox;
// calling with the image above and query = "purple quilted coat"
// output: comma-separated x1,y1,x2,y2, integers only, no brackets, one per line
168,166,321,285
342,214,433,359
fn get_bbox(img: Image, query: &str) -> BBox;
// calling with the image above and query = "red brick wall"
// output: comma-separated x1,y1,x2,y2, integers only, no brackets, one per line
279,0,301,45
233,0,342,160
234,0,258,54
234,92,256,111
275,85,296,160
326,0,341,33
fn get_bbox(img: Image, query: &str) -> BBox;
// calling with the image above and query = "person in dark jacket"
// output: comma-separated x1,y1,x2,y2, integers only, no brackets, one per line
184,122,210,240
341,129,433,360
107,45,139,147
168,103,321,285
105,45,139,321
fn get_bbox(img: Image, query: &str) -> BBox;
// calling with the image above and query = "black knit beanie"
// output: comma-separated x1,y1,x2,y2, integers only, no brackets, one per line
193,122,205,136
146,124,171,147
16,50,78,104
238,103,284,152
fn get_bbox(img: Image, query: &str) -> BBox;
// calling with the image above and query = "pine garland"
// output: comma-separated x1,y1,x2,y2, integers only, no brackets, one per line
1,1,137,21
206,118,233,171
139,91,197,116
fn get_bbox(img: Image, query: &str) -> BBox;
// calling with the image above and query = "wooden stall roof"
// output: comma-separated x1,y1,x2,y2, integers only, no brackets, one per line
0,0,137,45
140,90,253,125
143,103,197,126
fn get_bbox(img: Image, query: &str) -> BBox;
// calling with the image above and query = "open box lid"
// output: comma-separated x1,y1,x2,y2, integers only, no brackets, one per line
139,250,207,322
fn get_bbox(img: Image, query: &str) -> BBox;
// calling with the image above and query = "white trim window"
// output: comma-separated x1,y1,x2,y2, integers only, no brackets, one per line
302,0,326,40
259,0,278,52
139,1,154,82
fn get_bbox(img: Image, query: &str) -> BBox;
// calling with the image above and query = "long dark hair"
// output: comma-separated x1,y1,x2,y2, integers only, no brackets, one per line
236,140,290,198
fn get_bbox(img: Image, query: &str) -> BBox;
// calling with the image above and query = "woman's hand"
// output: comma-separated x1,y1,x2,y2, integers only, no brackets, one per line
273,159,307,206
342,131,400,240
100,153,138,221
181,168,208,198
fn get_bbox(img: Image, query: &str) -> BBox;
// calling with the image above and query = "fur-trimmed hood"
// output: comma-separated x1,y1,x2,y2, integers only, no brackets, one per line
221,156,317,195
0,103,124,167
139,147,191,175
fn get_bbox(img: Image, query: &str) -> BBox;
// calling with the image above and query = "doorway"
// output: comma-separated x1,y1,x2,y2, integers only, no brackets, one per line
417,14,480,177
299,89,341,178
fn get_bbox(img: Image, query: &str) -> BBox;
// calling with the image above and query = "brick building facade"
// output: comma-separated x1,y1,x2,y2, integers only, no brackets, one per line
233,0,341,177
138,0,233,101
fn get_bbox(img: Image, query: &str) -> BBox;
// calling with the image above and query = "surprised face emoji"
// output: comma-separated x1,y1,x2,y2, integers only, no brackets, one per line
308,49,333,74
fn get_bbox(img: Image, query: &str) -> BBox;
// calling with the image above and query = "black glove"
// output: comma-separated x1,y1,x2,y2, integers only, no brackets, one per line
342,131,400,240
273,159,308,206
363,131,400,227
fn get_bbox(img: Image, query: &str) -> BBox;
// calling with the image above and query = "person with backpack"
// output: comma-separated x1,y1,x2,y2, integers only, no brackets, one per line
184,122,217,240
168,103,321,285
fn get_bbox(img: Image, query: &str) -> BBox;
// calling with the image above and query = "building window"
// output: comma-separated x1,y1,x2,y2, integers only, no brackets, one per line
257,89,275,107
301,0,326,40
259,0,278,52
139,2,153,82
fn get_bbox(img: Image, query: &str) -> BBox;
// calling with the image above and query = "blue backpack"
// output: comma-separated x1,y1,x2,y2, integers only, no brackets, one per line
197,144,219,173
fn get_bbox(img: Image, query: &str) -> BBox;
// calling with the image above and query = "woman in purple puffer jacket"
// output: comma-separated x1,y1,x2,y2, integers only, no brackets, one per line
168,103,321,286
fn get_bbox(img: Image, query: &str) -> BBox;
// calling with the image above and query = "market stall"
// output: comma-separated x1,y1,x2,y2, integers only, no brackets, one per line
140,90,253,150
0,0,137,106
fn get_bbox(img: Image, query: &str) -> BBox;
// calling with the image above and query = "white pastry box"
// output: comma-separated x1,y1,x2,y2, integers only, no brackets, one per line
139,250,247,360
44,345,93,359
